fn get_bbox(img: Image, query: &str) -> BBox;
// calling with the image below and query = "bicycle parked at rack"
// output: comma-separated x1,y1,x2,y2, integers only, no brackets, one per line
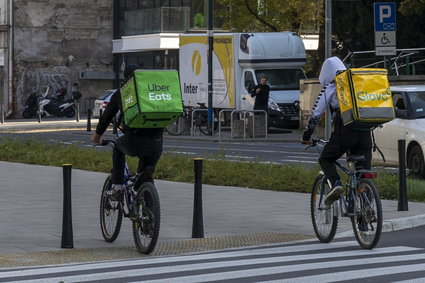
307,139,383,249
165,103,219,136
98,139,160,254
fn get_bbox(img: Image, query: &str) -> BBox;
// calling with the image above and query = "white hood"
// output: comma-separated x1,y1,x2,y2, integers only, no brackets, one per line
319,57,346,86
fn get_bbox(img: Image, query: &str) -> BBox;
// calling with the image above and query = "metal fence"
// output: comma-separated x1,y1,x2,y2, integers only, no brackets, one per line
343,48,425,76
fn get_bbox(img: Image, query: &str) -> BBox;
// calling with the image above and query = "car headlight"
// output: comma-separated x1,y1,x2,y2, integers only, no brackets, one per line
268,98,281,112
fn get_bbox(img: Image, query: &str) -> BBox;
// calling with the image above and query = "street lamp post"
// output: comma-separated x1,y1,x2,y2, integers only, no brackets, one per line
325,0,332,140
207,0,213,135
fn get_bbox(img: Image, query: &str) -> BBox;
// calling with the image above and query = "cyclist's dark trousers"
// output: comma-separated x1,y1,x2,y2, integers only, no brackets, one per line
319,122,372,186
112,133,163,185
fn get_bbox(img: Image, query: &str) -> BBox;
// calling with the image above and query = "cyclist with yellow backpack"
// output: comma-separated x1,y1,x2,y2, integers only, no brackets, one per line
301,57,373,205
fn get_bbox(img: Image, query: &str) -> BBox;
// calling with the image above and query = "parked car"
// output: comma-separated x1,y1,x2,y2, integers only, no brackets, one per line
372,85,425,178
92,89,117,118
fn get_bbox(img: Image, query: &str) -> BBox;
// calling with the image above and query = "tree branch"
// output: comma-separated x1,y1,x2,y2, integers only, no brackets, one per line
244,0,278,32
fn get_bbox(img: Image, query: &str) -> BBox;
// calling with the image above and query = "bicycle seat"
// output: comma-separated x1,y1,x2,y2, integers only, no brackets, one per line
347,155,366,163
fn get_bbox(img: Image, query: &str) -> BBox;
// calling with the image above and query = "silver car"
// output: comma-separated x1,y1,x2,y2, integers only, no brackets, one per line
373,85,425,178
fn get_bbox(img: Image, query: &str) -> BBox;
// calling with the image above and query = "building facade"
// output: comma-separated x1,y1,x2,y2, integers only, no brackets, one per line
2,0,114,118
111,0,223,88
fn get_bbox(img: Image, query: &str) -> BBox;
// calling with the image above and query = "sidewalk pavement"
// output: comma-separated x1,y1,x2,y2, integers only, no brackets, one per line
1,160,425,268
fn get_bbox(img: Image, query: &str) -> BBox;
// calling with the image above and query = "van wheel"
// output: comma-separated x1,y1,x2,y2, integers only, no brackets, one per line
408,145,425,179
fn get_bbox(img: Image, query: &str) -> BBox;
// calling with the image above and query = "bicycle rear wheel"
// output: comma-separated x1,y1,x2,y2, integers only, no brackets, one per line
132,182,161,254
311,174,338,243
351,179,382,249
100,176,123,242
165,115,189,136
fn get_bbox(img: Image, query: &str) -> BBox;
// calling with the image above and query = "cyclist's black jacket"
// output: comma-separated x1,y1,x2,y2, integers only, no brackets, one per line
95,89,163,137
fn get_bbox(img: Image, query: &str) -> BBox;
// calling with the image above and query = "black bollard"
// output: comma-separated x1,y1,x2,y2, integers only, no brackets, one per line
398,139,408,211
61,164,74,248
86,109,91,132
192,158,204,238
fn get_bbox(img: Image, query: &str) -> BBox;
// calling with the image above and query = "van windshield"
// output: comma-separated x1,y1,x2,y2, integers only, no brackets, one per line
255,69,306,91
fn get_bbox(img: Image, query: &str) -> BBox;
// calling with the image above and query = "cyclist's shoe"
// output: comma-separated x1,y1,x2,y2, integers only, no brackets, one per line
105,184,124,201
324,181,343,206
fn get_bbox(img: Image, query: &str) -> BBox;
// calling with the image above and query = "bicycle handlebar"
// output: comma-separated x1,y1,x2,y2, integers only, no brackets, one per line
93,139,116,147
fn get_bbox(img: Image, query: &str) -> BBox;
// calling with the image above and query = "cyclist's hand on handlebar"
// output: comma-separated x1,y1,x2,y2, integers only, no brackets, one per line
91,133,102,144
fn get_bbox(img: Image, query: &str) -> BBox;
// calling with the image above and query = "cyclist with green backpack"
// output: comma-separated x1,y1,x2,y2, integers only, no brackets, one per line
91,64,163,198
301,57,373,205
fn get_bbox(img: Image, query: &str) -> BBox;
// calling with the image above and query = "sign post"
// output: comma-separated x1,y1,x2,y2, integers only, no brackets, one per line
374,2,397,56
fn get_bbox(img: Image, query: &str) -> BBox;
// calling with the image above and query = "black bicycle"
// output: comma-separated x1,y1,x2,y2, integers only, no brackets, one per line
307,139,383,249
99,139,160,254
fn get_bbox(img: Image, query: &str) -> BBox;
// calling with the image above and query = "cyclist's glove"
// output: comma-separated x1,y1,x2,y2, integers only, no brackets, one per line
302,116,318,142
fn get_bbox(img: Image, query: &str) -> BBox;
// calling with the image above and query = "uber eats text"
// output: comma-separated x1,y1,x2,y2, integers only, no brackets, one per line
148,83,172,100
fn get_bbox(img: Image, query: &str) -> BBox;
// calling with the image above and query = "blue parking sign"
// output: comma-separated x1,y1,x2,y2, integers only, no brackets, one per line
374,2,396,31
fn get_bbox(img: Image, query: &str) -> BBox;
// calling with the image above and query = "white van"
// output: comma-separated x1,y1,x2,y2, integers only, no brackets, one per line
179,32,307,128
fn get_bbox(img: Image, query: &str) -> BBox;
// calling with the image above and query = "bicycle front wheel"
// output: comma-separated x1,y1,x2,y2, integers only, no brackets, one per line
100,176,123,242
311,174,338,243
132,182,161,254
351,179,382,249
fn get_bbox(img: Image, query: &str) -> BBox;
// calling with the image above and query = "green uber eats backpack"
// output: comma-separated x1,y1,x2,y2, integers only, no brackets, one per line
120,69,183,128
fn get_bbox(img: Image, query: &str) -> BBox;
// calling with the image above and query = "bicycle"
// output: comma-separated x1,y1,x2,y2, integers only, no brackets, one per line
165,103,219,136
98,139,161,254
165,105,191,136
307,139,383,249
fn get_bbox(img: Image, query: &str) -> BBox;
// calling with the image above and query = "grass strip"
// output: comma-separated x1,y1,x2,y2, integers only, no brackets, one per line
0,138,424,201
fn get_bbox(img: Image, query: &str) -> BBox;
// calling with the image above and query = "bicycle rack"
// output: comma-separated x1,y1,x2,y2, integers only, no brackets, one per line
230,110,247,139
218,109,236,139
242,110,268,139
191,108,214,136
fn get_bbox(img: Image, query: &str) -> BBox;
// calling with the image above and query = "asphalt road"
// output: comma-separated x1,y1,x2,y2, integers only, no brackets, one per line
0,130,323,165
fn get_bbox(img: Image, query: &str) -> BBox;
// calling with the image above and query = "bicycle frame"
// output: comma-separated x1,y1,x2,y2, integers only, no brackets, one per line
319,160,365,219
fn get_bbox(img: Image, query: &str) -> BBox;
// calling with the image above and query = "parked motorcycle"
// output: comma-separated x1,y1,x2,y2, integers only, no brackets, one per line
22,88,77,119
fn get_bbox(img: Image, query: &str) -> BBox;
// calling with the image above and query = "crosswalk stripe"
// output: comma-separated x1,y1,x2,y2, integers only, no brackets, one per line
393,279,425,283
277,263,425,283
3,246,421,283
130,253,425,283
0,241,361,278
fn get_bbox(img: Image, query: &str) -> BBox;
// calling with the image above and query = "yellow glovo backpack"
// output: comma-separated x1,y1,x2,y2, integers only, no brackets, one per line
335,68,395,129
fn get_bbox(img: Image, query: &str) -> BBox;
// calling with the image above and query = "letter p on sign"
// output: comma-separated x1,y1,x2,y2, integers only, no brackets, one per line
379,5,391,23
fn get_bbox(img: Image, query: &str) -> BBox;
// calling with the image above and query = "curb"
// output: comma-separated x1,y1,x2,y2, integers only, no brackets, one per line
335,213,425,238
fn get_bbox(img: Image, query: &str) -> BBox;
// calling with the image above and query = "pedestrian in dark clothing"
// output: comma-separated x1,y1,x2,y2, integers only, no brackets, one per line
251,76,270,113
91,64,163,196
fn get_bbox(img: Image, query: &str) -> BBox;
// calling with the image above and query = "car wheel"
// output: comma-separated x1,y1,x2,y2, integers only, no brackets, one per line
408,145,425,179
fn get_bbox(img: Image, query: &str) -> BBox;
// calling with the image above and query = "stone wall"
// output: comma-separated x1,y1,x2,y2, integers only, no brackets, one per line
13,0,113,116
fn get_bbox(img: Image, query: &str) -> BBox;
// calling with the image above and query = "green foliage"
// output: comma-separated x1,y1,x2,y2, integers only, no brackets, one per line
0,138,424,202
400,0,425,15
194,13,205,28
216,0,322,33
